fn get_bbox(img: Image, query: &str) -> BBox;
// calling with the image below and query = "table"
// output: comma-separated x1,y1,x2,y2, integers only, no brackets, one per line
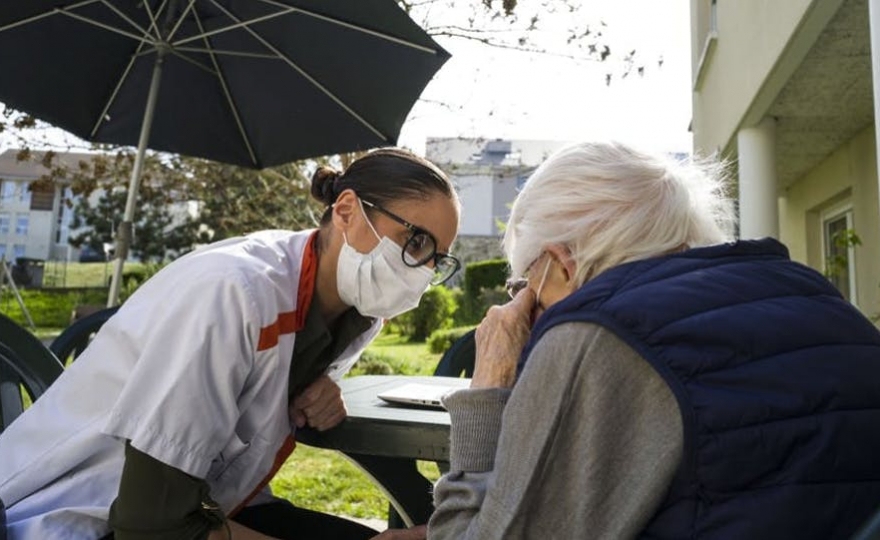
295,375,470,527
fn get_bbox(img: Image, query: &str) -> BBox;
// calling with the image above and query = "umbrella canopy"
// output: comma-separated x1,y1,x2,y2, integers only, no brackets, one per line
0,0,449,304
0,0,448,167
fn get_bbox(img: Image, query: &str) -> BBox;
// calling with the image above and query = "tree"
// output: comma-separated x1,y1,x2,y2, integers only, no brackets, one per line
66,151,198,262
401,0,653,84
182,158,324,242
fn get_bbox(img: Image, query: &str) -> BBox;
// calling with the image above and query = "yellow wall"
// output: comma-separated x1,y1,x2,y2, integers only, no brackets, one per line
780,126,880,315
691,0,814,154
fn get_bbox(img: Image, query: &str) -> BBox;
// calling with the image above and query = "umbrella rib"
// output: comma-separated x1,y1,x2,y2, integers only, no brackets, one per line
206,0,390,142
98,0,154,41
57,10,156,44
0,0,99,33
141,0,167,40
90,41,152,137
175,46,280,60
191,9,258,167
166,49,218,75
256,0,440,55
171,7,296,47
166,0,198,42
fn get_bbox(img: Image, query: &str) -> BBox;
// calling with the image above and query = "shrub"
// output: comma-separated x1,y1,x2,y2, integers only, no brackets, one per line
392,286,457,342
348,350,395,376
462,259,508,323
428,325,478,354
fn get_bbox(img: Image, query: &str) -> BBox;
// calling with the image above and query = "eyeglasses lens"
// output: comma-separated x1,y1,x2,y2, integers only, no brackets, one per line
403,232,435,266
431,256,459,285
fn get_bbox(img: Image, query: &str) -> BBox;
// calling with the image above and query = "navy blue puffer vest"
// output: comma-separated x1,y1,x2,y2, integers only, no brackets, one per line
519,239,880,539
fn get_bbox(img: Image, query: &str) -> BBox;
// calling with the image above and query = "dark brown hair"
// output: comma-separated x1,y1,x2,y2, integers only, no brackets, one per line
310,148,456,224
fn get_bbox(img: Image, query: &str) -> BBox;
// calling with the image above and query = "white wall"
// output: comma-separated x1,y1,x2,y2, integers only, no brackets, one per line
456,174,495,236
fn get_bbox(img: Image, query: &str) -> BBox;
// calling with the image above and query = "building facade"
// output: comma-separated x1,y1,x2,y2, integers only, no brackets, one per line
690,0,880,316
426,137,567,263
0,150,93,263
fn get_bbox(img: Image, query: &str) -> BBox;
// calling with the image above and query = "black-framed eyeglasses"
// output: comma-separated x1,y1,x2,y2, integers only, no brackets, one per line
361,199,461,285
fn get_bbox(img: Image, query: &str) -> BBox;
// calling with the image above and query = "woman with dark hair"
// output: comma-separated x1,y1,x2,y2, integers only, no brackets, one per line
0,148,460,540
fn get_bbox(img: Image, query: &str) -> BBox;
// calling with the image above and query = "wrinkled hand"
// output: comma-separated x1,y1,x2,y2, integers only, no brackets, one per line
289,376,346,431
369,525,427,540
471,288,536,389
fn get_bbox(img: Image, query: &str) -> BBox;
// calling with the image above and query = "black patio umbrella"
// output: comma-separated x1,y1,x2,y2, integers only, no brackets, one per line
0,0,449,305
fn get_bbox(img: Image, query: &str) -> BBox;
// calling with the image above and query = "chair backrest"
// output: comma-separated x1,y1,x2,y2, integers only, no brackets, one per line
49,306,119,364
433,329,476,378
852,507,880,540
0,313,64,434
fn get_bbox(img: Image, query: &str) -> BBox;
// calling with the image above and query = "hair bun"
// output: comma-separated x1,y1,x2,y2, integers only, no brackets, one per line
311,166,341,205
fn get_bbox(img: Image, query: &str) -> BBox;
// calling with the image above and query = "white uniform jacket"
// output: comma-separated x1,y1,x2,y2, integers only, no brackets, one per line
0,229,382,539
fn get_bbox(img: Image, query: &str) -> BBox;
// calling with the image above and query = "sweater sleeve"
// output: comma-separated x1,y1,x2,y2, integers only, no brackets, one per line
429,323,683,540
108,442,226,540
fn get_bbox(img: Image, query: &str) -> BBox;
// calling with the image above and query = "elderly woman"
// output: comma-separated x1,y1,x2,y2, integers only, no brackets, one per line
428,141,880,539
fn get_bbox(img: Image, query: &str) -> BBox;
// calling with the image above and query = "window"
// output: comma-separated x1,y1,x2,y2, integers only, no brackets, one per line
823,209,856,303
710,0,718,33
693,0,719,90
0,180,16,202
30,183,54,211
0,213,9,235
0,180,31,205
15,215,29,236
12,244,25,261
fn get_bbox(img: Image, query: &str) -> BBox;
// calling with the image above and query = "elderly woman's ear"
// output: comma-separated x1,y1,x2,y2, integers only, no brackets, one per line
533,244,579,312
545,244,577,285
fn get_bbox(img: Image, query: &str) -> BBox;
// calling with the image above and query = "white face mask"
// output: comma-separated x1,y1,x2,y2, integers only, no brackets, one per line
336,201,434,319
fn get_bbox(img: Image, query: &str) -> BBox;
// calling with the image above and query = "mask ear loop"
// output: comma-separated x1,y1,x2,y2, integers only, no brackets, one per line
534,257,552,306
357,198,382,241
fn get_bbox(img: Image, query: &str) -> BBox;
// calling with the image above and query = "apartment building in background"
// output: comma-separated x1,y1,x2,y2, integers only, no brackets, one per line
690,0,880,316
0,150,93,263
426,137,567,263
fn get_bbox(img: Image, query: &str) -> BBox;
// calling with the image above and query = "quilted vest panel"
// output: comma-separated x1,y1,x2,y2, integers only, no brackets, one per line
520,239,880,539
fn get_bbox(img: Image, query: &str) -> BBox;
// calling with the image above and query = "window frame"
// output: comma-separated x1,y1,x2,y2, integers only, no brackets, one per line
820,203,857,305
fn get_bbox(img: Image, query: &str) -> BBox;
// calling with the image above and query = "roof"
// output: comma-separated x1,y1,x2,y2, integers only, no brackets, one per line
0,149,98,180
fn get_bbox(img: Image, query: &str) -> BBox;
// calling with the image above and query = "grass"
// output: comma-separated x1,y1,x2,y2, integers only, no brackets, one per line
41,260,113,288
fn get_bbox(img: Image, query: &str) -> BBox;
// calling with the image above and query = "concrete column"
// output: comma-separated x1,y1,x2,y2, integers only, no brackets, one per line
737,117,779,239
869,0,880,224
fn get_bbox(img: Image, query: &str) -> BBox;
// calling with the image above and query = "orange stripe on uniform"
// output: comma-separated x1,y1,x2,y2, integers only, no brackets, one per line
256,231,319,351
234,231,320,514
257,312,297,351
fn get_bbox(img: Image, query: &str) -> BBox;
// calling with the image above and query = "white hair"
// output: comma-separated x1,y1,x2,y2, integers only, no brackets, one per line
503,141,736,285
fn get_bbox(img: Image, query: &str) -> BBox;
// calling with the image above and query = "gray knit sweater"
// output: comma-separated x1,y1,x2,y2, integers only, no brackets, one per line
428,323,683,539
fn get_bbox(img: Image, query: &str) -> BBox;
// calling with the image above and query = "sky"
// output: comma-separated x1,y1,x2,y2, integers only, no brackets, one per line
397,0,693,156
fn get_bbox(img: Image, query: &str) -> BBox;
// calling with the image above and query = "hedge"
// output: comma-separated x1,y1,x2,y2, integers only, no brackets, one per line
462,259,508,324
428,325,478,354
0,288,108,328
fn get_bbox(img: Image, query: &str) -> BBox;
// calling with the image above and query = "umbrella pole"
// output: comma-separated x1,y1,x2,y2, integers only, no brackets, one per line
107,53,165,307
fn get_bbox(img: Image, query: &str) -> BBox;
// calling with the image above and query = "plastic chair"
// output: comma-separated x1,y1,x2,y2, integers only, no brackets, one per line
49,306,119,365
433,329,476,378
0,313,64,434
